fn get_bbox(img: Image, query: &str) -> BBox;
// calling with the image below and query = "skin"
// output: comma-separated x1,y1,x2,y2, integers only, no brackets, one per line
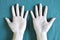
5,3,56,40
30,3,56,40
5,3,28,40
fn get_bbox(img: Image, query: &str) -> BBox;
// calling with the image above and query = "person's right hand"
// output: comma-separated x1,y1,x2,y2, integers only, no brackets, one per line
5,3,28,40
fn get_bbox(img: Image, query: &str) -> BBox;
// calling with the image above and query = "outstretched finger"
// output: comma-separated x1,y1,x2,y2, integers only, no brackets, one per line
35,5,38,17
30,11,35,19
12,5,16,17
21,5,24,18
44,6,48,18
24,10,29,19
39,3,42,16
5,17,11,24
16,3,20,16
49,18,56,25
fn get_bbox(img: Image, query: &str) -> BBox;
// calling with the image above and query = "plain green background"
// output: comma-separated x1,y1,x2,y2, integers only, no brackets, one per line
0,0,60,40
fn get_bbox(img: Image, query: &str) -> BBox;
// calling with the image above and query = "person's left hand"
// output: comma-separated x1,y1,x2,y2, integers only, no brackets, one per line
30,3,56,33
30,3,56,40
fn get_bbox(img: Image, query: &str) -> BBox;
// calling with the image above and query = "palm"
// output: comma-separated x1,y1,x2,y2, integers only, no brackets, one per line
31,3,56,33
9,17,26,32
33,16,50,33
5,4,28,33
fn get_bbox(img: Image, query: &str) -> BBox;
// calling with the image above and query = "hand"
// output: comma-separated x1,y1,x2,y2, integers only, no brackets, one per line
30,3,56,33
5,4,28,40
30,3,56,40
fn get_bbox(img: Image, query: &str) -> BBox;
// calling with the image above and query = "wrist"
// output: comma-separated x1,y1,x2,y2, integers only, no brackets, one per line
36,31,47,40
12,32,24,40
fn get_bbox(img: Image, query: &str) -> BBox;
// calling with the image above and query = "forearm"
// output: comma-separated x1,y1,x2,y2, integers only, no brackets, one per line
12,32,24,40
36,31,47,40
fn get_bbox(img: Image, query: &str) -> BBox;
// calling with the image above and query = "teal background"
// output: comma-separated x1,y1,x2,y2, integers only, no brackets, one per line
0,0,60,40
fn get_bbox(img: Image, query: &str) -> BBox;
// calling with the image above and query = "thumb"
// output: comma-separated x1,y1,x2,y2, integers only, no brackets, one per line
5,17,11,24
49,18,56,25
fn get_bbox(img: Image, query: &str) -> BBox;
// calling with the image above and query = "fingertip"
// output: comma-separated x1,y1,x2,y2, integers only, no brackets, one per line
35,5,37,7
26,10,29,14
45,5,48,10
5,17,8,20
26,10,29,15
5,17,11,23
12,5,14,8
49,17,56,24
16,3,19,7
40,3,42,6
30,10,33,14
27,10,29,13
22,5,24,8
35,5,37,10
52,18,56,21
16,3,19,5
30,10,32,13
5,17,9,21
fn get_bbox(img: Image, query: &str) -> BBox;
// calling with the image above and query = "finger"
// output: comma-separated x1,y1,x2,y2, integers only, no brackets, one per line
44,6,48,18
39,3,42,16
16,3,20,16
49,18,56,25
30,11,35,19
12,6,16,17
21,5,24,18
5,17,11,24
35,5,38,17
24,10,29,19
